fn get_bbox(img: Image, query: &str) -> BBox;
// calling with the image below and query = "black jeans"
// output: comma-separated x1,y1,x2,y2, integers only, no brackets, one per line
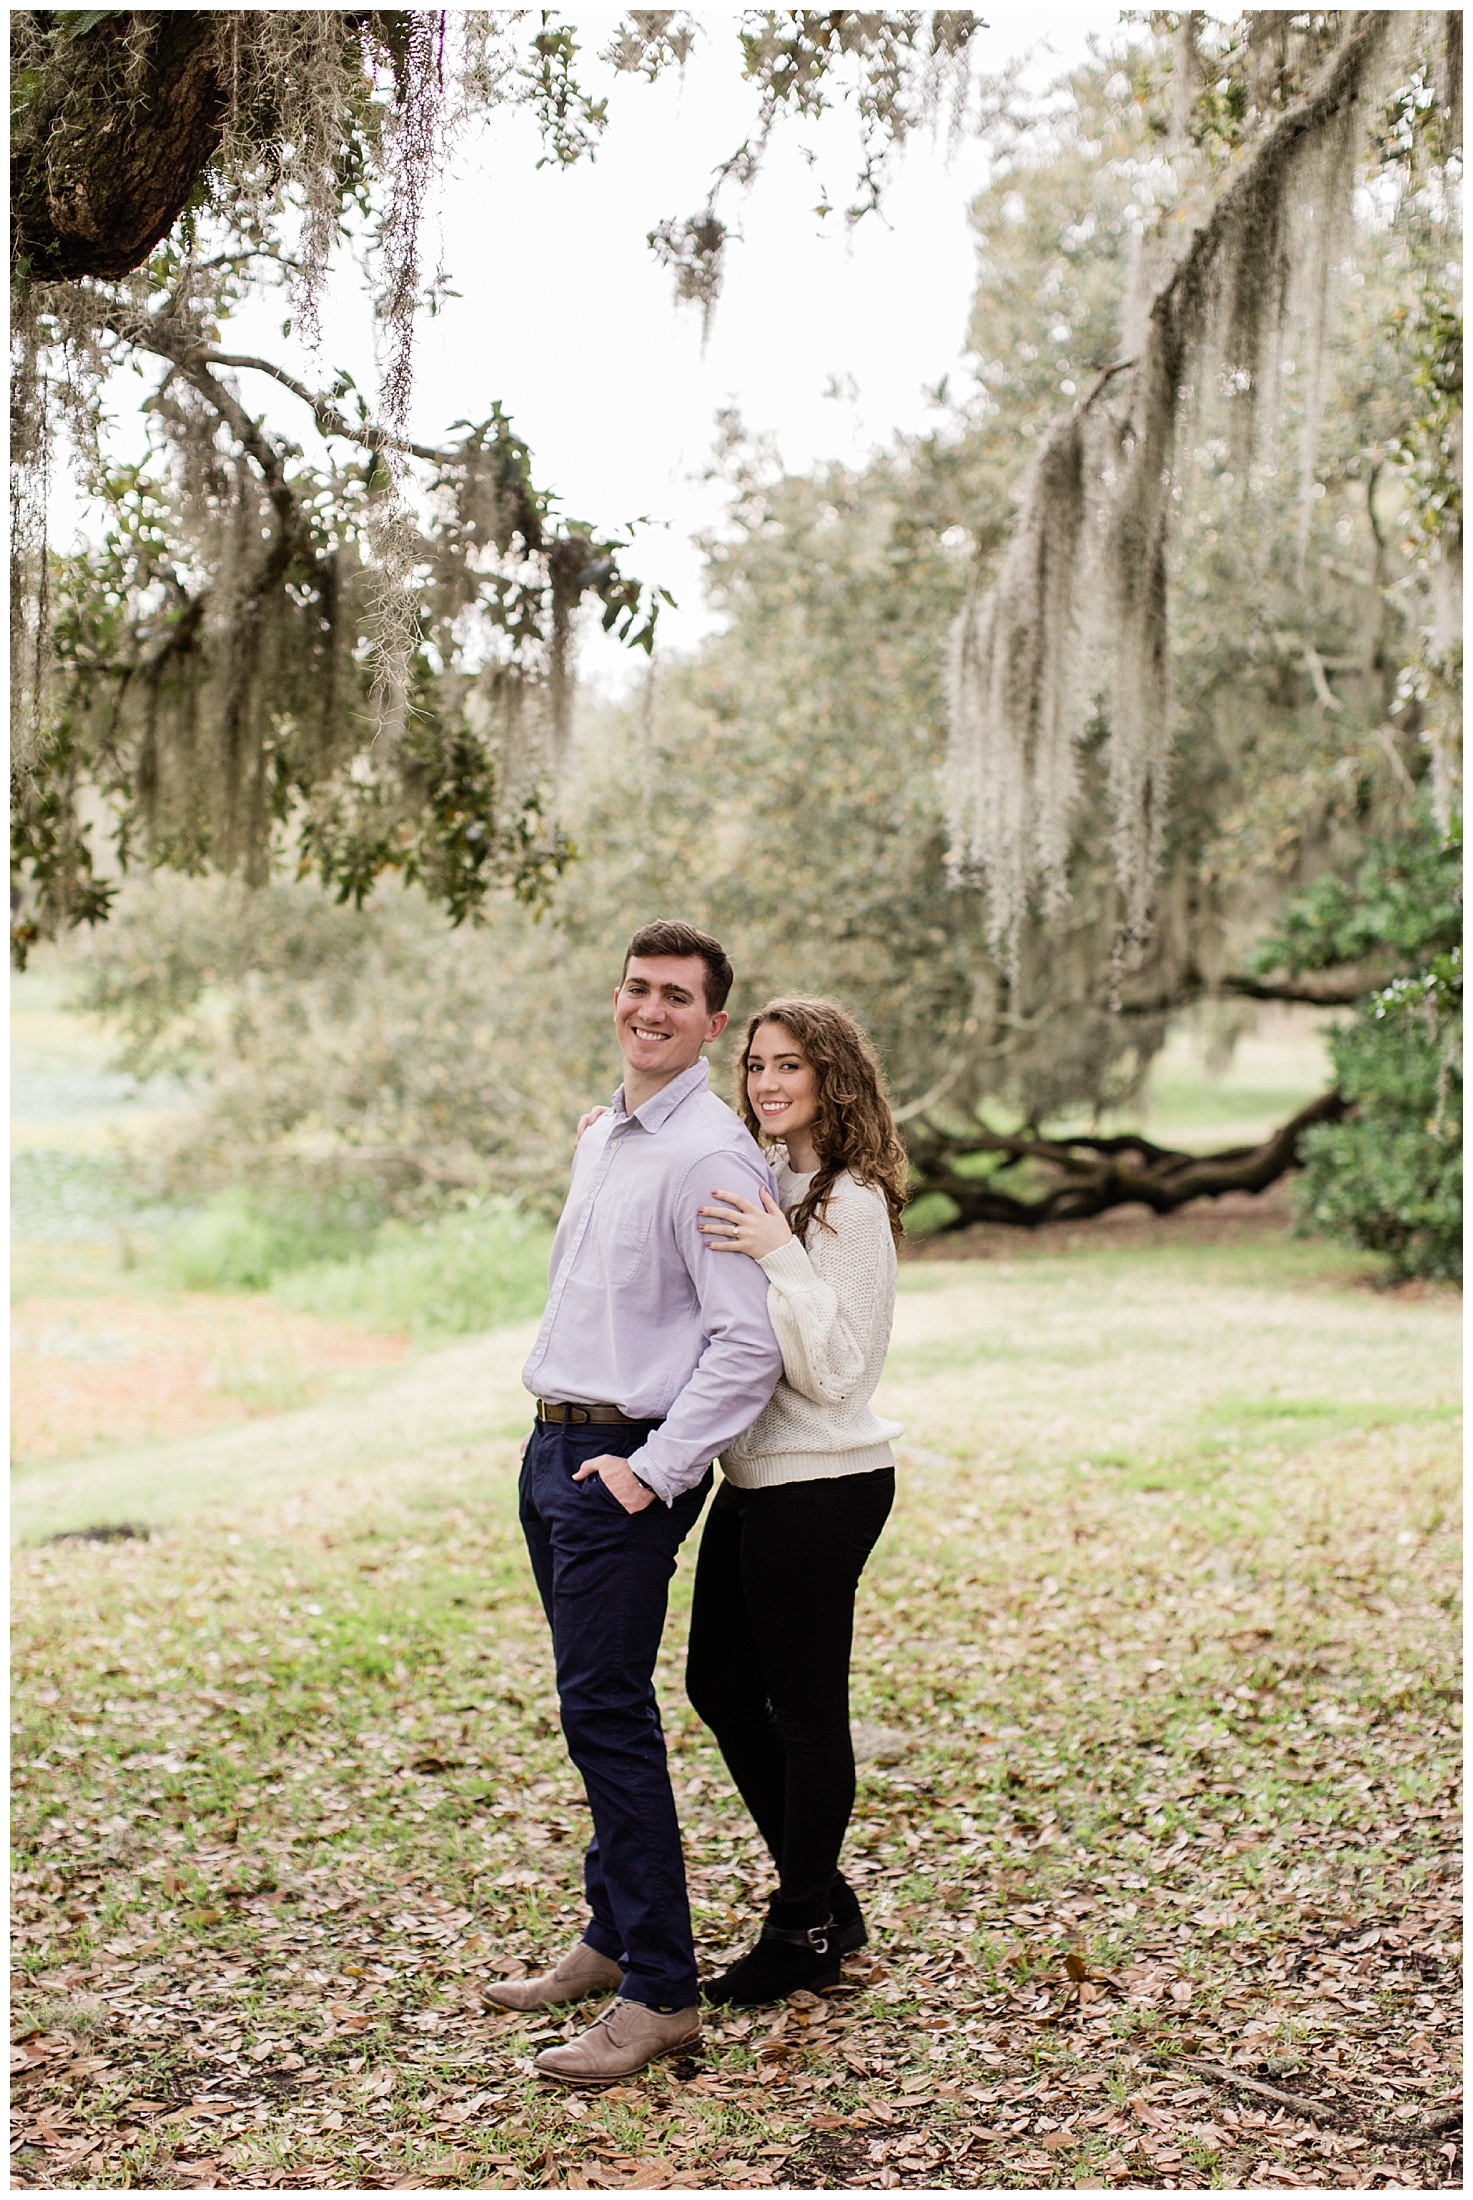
519,1417,712,2009
684,1468,895,1921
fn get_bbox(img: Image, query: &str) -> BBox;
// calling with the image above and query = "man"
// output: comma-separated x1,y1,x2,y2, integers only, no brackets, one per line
488,919,783,2082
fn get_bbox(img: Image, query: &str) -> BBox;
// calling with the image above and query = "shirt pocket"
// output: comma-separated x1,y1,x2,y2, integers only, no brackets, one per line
589,1186,654,1289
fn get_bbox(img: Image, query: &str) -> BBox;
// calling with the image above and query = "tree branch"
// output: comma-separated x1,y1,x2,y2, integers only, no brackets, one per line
96,305,455,476
1218,965,1399,1006
201,352,452,465
1153,14,1390,354
1112,957,1409,1016
906,1089,1349,1231
1148,2054,1465,2151
97,308,308,547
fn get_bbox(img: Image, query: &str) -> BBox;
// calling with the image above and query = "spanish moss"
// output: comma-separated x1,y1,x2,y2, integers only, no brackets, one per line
946,11,1461,968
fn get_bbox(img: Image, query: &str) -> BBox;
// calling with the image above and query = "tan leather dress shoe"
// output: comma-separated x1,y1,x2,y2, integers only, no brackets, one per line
484,1939,624,2011
534,1996,701,2084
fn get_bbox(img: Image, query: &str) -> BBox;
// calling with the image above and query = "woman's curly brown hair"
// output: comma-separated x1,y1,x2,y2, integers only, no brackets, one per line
737,996,910,1245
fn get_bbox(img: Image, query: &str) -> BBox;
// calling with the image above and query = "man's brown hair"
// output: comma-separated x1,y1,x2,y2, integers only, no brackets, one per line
622,920,734,1013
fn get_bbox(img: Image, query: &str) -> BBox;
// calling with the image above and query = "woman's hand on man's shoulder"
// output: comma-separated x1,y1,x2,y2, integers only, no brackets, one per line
698,1185,793,1260
575,1105,608,1148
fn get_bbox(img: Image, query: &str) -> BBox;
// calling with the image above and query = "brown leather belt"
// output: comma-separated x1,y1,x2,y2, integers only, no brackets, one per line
535,1399,663,1428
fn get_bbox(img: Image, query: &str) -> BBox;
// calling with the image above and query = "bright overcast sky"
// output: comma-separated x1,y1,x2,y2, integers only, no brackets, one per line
413,5,1116,683
78,8,1124,686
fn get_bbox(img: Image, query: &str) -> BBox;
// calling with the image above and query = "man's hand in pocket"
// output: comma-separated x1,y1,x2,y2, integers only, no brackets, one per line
572,1455,656,1513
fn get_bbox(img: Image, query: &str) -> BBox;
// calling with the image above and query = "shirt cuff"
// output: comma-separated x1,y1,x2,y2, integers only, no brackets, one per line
625,1445,676,1505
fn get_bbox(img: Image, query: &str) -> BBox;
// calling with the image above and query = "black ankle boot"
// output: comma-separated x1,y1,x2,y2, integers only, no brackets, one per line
829,1873,867,1953
703,1917,843,2007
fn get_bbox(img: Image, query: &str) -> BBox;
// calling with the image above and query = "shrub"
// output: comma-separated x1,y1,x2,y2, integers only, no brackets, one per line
160,1194,378,1293
1256,817,1462,1284
1298,962,1462,1282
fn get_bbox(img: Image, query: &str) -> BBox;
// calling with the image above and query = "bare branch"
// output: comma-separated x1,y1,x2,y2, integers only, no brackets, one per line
201,352,453,465
94,299,459,471
906,1089,1349,1231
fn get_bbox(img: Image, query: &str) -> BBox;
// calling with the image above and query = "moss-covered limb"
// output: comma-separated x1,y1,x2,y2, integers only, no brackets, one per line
1110,961,1413,1014
946,11,1461,964
11,12,228,282
905,1089,1348,1230
9,297,652,957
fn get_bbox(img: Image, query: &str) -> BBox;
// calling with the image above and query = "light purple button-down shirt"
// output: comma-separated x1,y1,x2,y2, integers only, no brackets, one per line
522,1058,784,1504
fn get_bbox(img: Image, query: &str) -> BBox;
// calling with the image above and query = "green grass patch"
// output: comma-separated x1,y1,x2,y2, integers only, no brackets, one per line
10,1141,553,1351
272,1201,552,1340
10,1148,140,1244
158,1193,376,1292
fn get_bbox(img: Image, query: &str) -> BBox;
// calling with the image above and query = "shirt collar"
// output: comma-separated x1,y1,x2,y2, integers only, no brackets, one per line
611,1056,711,1133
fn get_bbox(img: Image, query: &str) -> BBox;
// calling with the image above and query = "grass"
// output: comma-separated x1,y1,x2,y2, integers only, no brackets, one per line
272,1204,553,1342
12,961,552,1345
10,1215,1462,2192
1123,1010,1335,1149
11,1178,553,1343
10,1179,550,1476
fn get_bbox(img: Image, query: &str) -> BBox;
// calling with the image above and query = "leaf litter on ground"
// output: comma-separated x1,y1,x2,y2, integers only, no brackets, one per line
10,1220,1463,2189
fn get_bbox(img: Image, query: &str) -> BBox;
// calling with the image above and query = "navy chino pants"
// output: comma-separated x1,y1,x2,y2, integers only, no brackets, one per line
518,1416,711,2011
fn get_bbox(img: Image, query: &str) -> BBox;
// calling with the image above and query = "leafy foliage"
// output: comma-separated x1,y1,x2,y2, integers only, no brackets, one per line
10,9,985,956
9,300,658,960
67,873,618,1224
58,44,1454,1236
1298,969,1462,1282
1257,817,1462,1280
1252,829,1461,974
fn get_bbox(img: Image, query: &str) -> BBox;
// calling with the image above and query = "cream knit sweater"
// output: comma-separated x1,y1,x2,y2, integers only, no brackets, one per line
719,1158,902,1489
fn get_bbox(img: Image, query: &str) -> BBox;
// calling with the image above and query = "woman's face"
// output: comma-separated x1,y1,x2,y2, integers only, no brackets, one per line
746,1021,818,1143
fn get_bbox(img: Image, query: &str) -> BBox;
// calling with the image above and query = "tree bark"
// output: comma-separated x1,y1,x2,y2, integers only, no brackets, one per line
906,1089,1349,1231
12,12,226,281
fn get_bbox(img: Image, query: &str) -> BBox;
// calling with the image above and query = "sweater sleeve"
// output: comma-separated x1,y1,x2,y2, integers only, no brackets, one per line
755,1189,891,1406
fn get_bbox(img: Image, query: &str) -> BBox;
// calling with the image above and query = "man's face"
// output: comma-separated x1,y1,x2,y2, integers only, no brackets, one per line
614,955,728,1084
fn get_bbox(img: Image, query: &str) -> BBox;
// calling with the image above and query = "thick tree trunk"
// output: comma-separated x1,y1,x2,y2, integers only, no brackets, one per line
906,1089,1349,1231
12,12,225,280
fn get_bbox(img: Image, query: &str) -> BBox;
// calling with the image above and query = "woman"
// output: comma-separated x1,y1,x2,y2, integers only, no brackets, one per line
687,996,909,2005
